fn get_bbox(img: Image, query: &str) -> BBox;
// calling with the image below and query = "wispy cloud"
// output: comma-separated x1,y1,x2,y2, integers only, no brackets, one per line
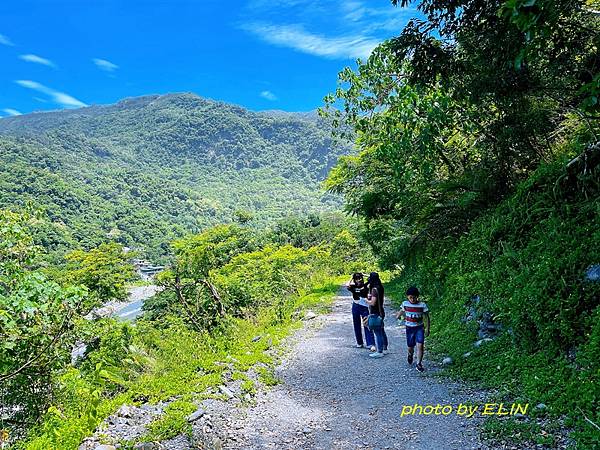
338,0,414,27
247,0,327,14
2,108,22,116
15,80,87,108
0,33,14,46
242,23,379,59
341,0,368,22
260,90,278,101
241,0,417,60
93,58,119,72
19,54,57,68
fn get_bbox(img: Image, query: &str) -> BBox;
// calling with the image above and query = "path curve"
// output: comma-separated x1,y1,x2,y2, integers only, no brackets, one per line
226,288,490,450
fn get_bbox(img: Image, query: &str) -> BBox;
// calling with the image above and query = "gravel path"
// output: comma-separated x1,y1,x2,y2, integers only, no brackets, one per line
226,288,490,450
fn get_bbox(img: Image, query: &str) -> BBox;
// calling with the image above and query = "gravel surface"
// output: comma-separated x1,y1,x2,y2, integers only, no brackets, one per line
225,289,491,450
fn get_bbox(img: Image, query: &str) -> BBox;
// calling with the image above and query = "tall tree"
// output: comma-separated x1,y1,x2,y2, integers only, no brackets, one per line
322,0,599,266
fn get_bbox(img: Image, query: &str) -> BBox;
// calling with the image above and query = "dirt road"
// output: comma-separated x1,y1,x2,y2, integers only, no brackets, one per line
225,288,490,449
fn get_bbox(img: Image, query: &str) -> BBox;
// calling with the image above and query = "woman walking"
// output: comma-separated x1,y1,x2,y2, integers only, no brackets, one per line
366,272,388,358
347,273,375,350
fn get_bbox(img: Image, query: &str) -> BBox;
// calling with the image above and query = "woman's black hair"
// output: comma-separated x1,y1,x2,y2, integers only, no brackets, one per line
367,272,382,287
367,272,384,303
352,272,364,281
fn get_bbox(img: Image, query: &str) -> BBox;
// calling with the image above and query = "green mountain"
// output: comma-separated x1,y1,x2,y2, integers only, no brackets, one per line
0,93,347,260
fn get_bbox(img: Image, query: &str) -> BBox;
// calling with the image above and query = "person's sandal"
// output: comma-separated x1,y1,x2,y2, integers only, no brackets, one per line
407,353,413,365
416,363,425,372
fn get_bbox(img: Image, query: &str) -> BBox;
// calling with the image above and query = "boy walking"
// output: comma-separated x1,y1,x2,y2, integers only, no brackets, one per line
397,287,430,372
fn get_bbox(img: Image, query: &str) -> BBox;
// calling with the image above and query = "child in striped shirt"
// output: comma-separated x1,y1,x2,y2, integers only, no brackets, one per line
396,286,430,372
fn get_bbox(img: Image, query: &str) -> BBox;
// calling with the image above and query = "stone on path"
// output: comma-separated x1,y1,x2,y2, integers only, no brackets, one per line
219,385,235,399
304,311,317,320
187,407,205,422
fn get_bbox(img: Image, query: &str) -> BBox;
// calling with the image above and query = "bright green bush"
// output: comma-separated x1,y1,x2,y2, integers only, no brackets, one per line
0,210,88,440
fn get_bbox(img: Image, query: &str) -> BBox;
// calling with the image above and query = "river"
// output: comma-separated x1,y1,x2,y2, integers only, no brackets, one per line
115,285,161,320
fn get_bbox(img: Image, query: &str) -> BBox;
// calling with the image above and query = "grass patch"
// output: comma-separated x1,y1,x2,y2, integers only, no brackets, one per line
142,399,197,441
256,365,280,387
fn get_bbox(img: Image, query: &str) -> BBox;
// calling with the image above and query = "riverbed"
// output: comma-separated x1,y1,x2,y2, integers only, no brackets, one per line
85,285,161,321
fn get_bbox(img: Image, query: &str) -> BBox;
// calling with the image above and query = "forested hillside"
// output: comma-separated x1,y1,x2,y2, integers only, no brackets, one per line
0,93,347,260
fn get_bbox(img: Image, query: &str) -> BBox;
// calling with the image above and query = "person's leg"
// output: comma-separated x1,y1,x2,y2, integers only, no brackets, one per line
373,325,384,353
406,326,416,364
382,321,388,351
351,302,364,346
360,305,375,347
416,343,424,364
415,326,425,371
364,323,375,348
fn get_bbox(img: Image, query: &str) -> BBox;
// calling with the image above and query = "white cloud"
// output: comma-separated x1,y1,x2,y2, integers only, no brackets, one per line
260,90,278,101
0,33,14,46
19,54,57,68
341,1,367,22
241,0,418,60
52,92,87,108
242,23,379,60
2,108,22,116
15,80,87,108
15,80,45,90
93,58,119,72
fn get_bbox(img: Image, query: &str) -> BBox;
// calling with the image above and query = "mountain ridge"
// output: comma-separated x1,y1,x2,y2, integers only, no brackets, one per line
0,92,319,134
0,92,347,260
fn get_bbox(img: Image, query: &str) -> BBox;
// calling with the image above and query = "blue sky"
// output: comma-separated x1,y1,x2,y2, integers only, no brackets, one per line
0,0,419,116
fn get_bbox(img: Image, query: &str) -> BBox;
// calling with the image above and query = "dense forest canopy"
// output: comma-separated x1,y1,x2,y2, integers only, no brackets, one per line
0,93,349,261
323,0,599,265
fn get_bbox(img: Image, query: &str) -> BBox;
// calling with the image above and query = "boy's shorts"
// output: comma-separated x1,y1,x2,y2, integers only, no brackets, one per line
406,325,425,348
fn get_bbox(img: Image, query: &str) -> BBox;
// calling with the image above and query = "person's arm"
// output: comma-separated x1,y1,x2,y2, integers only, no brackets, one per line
367,288,377,306
346,278,355,291
423,311,430,337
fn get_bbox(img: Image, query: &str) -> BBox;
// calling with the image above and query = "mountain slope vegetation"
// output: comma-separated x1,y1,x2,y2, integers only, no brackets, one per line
0,93,346,260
